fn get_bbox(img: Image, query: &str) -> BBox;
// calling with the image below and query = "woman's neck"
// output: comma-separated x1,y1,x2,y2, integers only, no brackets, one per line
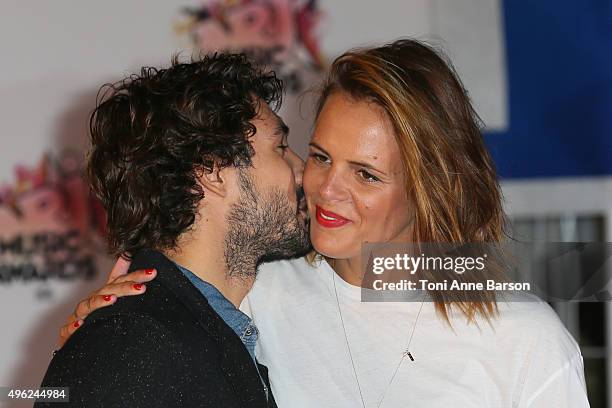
326,256,364,287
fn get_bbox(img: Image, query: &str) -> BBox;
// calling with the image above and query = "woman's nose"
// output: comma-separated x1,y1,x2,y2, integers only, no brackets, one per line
318,167,348,202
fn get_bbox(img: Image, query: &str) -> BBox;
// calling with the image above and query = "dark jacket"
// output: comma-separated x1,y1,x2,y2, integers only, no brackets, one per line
36,249,277,408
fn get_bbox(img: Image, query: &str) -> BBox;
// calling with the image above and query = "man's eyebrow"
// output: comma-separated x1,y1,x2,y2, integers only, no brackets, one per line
274,117,289,139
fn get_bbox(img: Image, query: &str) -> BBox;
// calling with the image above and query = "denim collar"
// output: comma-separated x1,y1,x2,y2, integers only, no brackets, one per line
176,264,259,362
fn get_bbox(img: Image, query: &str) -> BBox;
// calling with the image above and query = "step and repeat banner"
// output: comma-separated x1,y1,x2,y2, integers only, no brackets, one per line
2,0,511,392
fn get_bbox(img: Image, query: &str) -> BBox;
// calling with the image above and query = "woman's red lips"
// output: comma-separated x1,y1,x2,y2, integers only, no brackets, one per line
315,206,350,228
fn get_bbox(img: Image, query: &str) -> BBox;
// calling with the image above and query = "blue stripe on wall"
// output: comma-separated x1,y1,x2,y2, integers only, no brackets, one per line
484,0,612,179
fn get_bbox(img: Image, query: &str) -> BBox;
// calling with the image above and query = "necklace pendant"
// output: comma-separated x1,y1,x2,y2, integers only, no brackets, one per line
403,349,414,361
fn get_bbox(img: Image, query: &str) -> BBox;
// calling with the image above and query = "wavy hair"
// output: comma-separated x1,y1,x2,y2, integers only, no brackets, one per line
315,39,508,323
88,53,283,257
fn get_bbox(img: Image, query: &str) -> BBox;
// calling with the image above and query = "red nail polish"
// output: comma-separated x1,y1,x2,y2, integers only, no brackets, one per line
73,321,80,328
133,283,143,290
145,268,154,275
103,295,112,302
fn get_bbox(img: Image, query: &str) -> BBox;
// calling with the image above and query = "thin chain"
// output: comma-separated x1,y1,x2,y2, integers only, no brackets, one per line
332,271,367,408
376,294,425,407
332,271,426,408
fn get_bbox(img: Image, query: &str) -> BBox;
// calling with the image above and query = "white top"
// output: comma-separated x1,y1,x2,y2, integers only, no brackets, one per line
241,257,590,408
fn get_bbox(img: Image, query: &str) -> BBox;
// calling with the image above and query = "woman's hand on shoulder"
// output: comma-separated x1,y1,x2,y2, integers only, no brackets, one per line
58,257,157,346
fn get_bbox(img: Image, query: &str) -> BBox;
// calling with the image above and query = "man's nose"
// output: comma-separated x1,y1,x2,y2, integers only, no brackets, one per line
285,148,305,186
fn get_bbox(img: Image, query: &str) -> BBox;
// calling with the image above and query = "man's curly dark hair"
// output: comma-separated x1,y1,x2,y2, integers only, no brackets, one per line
87,53,283,257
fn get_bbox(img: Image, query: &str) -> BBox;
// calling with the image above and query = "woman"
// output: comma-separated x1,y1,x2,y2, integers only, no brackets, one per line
59,39,589,407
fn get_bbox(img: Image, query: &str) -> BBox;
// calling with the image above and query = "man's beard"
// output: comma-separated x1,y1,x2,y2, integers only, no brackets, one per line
224,170,311,280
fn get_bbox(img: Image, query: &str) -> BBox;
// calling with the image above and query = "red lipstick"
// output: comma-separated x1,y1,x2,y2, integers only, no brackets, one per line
315,205,350,228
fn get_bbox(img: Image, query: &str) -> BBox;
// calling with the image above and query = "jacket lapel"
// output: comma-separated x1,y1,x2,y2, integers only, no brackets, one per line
257,363,278,408
130,249,269,407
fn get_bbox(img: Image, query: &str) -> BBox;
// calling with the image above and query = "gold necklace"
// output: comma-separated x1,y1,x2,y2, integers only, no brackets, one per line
331,270,426,408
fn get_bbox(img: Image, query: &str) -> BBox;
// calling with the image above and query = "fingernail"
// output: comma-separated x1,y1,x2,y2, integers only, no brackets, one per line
73,321,81,328
145,268,155,275
133,283,143,290
103,295,112,302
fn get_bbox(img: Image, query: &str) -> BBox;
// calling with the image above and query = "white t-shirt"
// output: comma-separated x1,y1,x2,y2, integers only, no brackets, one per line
241,257,590,408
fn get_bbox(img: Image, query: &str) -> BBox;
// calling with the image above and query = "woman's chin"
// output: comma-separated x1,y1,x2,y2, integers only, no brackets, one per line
310,236,358,261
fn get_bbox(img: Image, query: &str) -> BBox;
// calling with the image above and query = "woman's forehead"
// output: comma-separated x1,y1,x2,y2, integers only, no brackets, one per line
313,94,399,156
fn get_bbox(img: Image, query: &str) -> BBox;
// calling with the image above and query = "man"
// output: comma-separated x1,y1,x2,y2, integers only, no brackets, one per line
36,53,310,407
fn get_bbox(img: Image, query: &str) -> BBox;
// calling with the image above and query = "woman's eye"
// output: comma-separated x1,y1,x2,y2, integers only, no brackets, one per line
358,169,380,183
309,152,330,164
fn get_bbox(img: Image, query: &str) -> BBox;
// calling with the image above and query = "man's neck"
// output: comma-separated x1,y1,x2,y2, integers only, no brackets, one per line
164,233,255,308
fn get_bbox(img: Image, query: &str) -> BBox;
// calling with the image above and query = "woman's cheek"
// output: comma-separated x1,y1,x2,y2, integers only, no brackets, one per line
357,194,391,242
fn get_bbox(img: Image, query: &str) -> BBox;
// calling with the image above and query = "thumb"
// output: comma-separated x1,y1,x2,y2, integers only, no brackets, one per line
107,255,132,284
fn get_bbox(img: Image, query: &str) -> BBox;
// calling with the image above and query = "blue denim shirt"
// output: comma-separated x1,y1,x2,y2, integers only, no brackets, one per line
176,264,269,400
176,264,259,363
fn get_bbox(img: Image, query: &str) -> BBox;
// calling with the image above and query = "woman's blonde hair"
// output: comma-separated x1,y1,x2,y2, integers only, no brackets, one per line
313,39,508,323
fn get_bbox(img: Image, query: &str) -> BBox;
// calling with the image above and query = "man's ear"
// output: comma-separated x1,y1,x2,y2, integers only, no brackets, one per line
197,164,229,198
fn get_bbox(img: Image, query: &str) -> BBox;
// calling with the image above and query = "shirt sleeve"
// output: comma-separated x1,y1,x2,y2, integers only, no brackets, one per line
519,352,590,407
513,310,590,408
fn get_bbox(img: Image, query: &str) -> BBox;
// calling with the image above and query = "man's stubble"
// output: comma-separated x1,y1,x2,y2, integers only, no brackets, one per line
224,170,311,280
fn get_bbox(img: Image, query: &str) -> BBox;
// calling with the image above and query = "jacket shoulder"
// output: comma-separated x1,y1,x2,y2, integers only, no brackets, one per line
39,313,191,407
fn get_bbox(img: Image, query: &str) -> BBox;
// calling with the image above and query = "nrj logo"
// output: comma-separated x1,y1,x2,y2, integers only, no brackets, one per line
0,151,106,284
176,0,324,92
